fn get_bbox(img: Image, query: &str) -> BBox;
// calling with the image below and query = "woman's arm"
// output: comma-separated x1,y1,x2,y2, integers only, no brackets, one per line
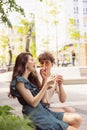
16,76,56,107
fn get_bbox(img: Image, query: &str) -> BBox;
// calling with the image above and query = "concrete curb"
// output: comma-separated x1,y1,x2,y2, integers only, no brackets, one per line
64,78,87,85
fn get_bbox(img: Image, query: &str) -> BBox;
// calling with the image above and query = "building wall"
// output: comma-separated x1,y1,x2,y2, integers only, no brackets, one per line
79,44,87,66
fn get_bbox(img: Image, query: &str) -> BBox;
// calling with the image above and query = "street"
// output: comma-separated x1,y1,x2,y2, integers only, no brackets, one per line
0,81,87,130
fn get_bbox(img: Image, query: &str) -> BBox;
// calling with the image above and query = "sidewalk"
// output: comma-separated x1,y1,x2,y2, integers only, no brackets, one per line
0,71,12,82
0,82,87,130
0,66,87,129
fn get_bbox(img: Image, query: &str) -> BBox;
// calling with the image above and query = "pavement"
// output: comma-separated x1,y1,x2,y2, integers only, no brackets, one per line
0,66,87,130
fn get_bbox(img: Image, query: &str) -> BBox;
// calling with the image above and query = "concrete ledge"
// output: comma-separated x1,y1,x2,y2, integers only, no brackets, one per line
64,78,87,85
52,66,87,85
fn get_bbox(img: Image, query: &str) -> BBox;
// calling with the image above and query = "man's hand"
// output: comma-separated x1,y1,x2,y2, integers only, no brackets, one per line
56,75,63,86
40,67,47,81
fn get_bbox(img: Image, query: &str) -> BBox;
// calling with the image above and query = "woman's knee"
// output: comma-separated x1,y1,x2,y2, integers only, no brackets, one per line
63,113,82,127
65,114,82,130
68,113,82,128
74,114,82,126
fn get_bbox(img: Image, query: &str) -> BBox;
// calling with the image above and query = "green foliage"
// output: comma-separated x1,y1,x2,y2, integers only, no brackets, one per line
71,32,80,39
17,16,36,57
0,35,9,48
0,105,14,115
17,19,29,35
0,0,24,27
0,105,35,130
68,18,80,40
17,16,35,36
68,18,75,25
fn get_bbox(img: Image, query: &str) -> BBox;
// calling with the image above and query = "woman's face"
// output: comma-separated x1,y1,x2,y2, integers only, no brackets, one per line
26,55,36,72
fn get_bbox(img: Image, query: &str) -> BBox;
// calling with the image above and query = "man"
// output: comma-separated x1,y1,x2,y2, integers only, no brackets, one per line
37,51,75,113
71,50,76,66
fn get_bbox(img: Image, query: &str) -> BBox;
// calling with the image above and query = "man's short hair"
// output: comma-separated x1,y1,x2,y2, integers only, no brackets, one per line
38,52,55,64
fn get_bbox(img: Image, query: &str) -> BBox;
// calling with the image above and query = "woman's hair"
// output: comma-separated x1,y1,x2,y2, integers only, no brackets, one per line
12,52,32,80
9,52,41,97
38,51,55,64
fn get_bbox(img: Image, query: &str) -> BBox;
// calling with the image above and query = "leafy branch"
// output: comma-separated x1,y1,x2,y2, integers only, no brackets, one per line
0,0,25,27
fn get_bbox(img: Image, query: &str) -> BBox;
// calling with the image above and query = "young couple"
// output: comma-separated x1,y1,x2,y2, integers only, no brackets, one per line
8,52,82,130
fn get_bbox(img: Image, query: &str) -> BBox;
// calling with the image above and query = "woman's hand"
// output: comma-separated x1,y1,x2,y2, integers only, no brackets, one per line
45,75,57,89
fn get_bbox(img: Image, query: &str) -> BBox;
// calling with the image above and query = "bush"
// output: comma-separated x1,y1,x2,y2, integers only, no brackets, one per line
0,105,35,130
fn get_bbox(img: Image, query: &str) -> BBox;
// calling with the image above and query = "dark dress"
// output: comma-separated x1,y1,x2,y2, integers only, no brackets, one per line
11,76,68,130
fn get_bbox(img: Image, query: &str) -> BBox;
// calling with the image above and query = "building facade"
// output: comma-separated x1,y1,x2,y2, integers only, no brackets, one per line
35,0,87,66
64,0,87,66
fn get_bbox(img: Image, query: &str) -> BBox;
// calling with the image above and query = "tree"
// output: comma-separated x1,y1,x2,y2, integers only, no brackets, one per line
0,34,10,65
68,18,80,40
68,18,81,65
8,44,12,66
48,1,60,66
0,0,24,27
17,14,36,57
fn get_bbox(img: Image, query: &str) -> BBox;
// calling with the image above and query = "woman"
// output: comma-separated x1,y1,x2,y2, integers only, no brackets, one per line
8,52,82,130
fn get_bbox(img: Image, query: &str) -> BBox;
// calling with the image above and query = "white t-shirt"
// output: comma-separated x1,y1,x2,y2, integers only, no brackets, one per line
36,68,56,104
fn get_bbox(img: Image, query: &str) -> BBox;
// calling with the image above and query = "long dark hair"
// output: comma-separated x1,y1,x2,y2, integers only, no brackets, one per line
9,52,41,97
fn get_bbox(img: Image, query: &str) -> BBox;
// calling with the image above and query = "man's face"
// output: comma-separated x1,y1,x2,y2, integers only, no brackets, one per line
40,60,53,73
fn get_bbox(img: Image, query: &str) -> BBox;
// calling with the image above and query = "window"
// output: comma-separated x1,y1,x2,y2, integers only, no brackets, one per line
74,7,78,14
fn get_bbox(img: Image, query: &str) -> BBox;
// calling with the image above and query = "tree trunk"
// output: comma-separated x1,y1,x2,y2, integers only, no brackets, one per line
25,35,30,52
25,28,32,52
8,49,12,66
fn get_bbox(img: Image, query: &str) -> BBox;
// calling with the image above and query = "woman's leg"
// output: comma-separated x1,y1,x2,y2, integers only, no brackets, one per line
62,107,76,113
49,106,76,113
63,112,82,128
66,126,78,130
48,108,82,130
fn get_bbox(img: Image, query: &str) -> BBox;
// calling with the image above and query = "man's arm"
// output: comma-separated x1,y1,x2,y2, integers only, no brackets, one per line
56,84,67,103
55,75,67,103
